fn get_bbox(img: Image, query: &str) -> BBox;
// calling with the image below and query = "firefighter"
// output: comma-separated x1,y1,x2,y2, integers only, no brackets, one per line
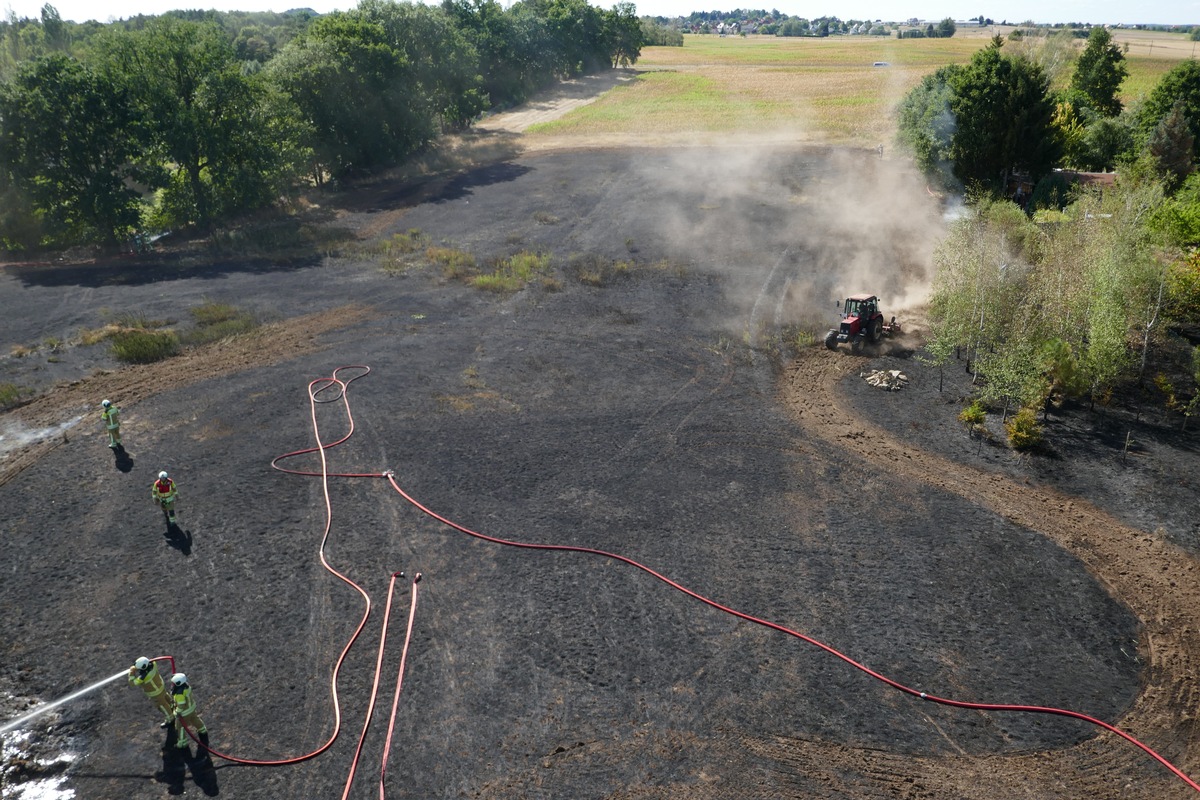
169,673,207,749
128,656,173,728
100,399,122,449
152,471,178,527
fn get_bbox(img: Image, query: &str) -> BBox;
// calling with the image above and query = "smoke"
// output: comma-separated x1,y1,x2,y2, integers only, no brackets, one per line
0,415,83,459
626,138,947,335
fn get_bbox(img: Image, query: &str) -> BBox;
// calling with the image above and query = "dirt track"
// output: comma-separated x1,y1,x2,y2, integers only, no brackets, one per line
2,72,1199,800
780,351,1200,798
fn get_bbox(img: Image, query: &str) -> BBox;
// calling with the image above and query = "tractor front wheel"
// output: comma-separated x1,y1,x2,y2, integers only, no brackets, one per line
824,331,838,350
851,334,864,354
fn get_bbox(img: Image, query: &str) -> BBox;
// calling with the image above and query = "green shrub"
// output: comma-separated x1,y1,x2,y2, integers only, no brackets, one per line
78,324,122,346
1029,172,1072,212
471,273,524,293
506,251,552,279
104,310,172,329
470,251,552,293
181,316,259,346
371,229,429,257
958,399,987,435
189,301,241,327
568,253,631,287
958,399,985,426
181,301,259,346
0,382,30,411
426,246,476,279
387,229,428,253
360,229,433,273
207,221,355,256
1005,407,1043,450
110,329,180,364
792,328,817,349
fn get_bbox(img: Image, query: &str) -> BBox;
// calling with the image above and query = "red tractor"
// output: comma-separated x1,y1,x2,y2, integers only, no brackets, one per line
824,294,901,353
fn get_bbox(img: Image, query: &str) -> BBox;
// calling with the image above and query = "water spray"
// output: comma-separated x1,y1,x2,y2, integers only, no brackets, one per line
0,670,128,735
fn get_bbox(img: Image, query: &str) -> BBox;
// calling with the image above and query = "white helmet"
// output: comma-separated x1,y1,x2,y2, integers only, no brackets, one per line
102,399,111,408
171,673,188,687
159,471,169,480
134,656,151,671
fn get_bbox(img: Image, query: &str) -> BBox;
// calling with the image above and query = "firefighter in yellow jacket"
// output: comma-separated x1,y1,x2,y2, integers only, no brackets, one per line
128,656,173,728
169,673,207,749
100,399,122,449
152,471,178,527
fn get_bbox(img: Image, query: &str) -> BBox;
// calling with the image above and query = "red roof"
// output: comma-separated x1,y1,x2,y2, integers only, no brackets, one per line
1054,169,1117,187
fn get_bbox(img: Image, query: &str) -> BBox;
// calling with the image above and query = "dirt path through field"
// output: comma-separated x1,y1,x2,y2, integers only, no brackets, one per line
775,349,1200,798
476,70,639,134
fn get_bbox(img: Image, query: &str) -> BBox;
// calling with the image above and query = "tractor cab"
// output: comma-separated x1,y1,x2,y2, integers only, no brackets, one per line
841,294,878,321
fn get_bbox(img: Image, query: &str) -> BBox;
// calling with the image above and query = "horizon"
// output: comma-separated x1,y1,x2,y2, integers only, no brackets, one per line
2,0,1194,26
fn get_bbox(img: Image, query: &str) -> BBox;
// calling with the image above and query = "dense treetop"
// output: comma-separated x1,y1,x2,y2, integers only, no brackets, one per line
0,0,641,247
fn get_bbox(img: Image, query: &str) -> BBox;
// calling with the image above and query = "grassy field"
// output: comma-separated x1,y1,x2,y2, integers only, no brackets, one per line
526,30,1191,148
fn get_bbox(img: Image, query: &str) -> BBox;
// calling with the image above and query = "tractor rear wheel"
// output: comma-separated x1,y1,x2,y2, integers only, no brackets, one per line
824,331,838,350
869,318,882,343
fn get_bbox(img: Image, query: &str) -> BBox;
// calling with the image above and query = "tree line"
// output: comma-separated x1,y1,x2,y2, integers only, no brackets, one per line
0,0,643,249
896,30,1200,439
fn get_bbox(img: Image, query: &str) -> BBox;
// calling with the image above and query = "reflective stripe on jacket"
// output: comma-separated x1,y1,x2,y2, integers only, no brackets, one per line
172,685,197,717
129,664,167,698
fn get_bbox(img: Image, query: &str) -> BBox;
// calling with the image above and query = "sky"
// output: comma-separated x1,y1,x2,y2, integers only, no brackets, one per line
3,0,1196,26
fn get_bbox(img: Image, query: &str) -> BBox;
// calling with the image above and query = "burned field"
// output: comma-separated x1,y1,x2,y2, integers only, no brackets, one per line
2,144,1198,799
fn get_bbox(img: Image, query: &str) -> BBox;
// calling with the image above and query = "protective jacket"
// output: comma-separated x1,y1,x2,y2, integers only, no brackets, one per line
129,660,173,718
172,684,197,718
152,478,177,504
129,661,166,696
101,405,120,430
171,682,206,744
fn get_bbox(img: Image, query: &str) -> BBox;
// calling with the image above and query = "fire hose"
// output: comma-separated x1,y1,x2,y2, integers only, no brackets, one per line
175,367,420,800
27,364,1189,796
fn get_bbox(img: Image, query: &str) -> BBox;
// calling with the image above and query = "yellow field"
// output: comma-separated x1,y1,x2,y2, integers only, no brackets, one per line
525,31,1190,148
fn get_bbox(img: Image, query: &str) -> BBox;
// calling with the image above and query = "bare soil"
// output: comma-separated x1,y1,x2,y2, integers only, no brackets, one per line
1,74,1199,800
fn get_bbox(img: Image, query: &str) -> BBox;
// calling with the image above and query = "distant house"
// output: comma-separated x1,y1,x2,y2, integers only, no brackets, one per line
1054,169,1117,189
1007,169,1117,209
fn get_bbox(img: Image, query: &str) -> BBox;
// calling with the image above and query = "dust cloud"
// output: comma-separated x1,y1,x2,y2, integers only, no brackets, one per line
631,138,946,335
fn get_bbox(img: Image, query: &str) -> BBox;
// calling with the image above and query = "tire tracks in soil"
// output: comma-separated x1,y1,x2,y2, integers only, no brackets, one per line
0,305,375,489
768,348,1200,799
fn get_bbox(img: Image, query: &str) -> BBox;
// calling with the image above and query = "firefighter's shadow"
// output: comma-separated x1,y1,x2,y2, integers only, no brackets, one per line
164,524,192,556
157,734,219,796
112,445,134,473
